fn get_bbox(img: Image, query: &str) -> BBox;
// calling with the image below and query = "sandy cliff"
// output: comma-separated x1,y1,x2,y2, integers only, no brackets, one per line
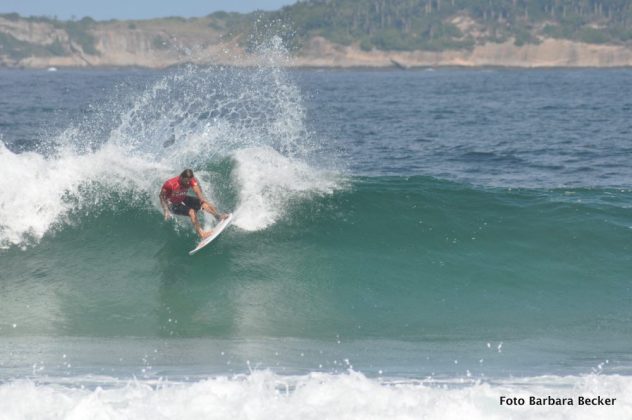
296,36,632,68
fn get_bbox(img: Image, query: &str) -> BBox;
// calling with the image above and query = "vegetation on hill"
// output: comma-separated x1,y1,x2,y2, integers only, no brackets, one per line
262,0,632,51
0,31,65,59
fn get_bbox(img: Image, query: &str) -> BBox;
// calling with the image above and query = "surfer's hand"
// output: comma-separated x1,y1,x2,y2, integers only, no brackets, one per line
164,211,171,221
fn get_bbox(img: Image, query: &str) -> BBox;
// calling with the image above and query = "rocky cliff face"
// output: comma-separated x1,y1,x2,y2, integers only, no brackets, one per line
0,17,249,68
2,16,632,68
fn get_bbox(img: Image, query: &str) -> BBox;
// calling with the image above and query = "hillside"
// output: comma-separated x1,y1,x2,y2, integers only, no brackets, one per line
0,14,250,68
3,0,632,68
269,0,632,51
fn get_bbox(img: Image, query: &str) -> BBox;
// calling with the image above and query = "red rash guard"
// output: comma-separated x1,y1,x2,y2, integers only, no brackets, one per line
161,176,198,204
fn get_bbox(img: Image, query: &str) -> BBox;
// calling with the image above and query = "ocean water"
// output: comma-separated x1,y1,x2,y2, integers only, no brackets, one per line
1,55,632,418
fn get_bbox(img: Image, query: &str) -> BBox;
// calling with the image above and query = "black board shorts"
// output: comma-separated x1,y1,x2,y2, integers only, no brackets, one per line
169,196,203,216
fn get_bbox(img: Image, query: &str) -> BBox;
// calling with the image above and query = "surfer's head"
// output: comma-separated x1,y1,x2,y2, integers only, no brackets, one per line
180,169,194,186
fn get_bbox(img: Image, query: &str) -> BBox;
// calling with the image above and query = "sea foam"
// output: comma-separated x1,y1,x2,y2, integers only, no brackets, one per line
0,371,630,420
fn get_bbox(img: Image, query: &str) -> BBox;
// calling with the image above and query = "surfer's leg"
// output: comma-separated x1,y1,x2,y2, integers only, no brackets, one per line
201,201,218,216
201,201,228,220
188,209,210,238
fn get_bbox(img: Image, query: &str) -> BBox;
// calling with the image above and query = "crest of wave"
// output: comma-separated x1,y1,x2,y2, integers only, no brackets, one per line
0,36,340,249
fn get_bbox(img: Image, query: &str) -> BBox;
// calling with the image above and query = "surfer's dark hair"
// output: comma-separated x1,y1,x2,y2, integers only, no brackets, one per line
180,169,194,179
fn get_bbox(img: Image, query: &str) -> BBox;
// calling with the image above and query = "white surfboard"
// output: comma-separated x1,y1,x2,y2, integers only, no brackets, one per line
189,213,233,255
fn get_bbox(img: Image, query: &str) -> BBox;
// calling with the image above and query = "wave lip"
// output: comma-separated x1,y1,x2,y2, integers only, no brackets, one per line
232,146,341,231
0,142,163,249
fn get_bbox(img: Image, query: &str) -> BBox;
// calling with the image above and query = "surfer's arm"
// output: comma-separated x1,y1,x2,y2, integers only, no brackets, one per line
159,189,171,220
191,184,222,219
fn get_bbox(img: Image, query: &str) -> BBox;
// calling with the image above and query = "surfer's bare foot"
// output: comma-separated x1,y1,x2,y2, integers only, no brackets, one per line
200,230,213,239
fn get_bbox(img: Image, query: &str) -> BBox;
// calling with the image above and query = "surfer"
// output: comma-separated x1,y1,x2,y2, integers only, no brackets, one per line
159,169,228,239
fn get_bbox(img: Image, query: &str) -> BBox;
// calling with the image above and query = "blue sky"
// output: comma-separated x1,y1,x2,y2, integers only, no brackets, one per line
0,0,298,21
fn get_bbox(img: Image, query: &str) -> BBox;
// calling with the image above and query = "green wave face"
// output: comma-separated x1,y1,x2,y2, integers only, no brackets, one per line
2,176,630,343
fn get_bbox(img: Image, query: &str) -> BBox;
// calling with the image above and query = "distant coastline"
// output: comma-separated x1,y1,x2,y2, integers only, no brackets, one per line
3,8,632,69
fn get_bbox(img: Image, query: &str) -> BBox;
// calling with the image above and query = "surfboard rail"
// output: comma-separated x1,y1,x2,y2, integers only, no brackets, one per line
189,213,233,255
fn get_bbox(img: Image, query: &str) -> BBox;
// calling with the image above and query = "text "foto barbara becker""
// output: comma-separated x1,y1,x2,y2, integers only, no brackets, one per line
500,396,616,406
